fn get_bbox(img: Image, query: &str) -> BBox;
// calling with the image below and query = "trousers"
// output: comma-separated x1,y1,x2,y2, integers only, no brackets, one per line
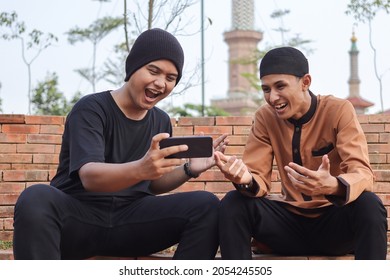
219,190,388,260
13,184,219,260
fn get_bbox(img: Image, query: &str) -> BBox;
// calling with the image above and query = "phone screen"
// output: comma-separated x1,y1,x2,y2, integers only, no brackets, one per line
160,136,213,158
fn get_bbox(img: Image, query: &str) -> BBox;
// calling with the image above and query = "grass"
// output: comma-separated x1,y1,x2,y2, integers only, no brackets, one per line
0,240,12,250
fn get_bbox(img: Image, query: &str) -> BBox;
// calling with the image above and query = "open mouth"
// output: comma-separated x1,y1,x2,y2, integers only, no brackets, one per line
145,88,160,100
274,102,288,111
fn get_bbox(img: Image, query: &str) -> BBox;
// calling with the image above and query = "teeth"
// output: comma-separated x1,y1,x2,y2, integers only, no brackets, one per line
275,103,287,109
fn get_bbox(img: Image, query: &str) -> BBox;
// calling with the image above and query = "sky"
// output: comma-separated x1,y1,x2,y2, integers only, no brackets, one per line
1,0,390,115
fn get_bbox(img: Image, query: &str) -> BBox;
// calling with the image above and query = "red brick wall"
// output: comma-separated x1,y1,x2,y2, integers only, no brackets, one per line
1,114,390,243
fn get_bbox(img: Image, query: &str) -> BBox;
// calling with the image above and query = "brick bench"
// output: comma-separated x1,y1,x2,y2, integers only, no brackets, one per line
1,114,389,260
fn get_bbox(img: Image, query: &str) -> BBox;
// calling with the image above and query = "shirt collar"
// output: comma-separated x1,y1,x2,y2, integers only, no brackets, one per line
288,91,317,126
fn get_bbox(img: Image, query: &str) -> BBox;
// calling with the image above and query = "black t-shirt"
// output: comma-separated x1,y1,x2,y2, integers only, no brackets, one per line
51,90,172,199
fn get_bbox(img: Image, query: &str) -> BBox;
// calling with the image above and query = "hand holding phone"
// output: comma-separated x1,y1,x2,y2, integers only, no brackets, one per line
160,136,213,158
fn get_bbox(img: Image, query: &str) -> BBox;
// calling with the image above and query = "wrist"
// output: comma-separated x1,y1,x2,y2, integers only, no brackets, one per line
184,162,199,178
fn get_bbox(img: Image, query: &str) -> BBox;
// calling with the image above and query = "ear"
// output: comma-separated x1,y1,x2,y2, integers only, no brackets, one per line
301,74,311,90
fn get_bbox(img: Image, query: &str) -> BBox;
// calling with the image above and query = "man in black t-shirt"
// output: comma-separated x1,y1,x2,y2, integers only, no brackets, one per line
13,28,228,260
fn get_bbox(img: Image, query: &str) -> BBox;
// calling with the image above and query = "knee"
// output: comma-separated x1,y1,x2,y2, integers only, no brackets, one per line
193,191,220,211
15,184,56,216
219,190,249,216
354,192,387,226
220,190,246,208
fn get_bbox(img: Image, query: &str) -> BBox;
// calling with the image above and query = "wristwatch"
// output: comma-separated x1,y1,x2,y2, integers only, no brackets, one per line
184,162,199,178
233,178,259,195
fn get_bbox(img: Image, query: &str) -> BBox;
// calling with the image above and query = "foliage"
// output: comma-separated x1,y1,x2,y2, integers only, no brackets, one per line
346,0,390,22
346,0,390,112
32,72,81,116
0,11,58,114
67,16,123,92
165,103,230,117
0,240,12,250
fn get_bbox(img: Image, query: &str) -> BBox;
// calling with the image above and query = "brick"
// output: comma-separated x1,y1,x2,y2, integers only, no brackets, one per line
226,135,248,145
374,170,390,181
0,231,13,242
3,218,13,230
374,182,390,193
0,114,25,124
33,154,59,164
26,181,51,187
196,169,227,182
0,183,25,193
0,164,11,170
39,124,64,135
0,144,16,153
27,134,62,144
233,125,252,135
0,193,19,205
0,133,27,144
194,126,232,135
205,181,233,193
3,170,49,182
369,154,387,164
48,169,57,180
379,133,390,143
365,133,379,143
368,144,390,153
25,115,65,125
17,144,55,154
0,154,32,164
1,124,40,134
177,117,215,126
174,182,205,192
368,114,390,123
0,206,14,218
170,117,177,127
361,123,385,133
357,114,369,124
216,116,253,125
11,164,51,170
172,126,193,136
225,145,245,156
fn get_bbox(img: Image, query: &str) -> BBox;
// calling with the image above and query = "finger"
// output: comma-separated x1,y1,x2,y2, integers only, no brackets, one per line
152,133,170,150
287,162,314,178
319,154,330,171
215,151,230,163
160,144,189,159
213,133,228,149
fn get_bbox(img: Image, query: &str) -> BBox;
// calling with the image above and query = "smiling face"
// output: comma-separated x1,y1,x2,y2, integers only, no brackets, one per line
126,59,178,112
261,73,312,120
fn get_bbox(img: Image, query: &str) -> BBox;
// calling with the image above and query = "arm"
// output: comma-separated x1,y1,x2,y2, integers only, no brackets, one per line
79,133,187,192
150,133,229,194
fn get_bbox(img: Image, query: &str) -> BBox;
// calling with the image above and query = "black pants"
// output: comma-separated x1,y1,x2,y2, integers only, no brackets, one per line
219,190,388,260
13,184,219,260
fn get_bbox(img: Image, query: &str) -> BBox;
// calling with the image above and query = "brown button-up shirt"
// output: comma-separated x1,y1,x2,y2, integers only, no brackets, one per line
243,93,373,216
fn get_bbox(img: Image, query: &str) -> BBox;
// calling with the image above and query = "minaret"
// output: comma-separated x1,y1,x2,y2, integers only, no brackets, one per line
346,32,373,114
211,0,263,116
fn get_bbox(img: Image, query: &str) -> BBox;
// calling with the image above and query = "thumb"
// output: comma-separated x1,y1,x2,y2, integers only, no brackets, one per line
319,154,330,172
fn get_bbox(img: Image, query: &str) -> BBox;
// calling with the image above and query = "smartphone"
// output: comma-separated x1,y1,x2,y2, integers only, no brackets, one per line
160,136,213,158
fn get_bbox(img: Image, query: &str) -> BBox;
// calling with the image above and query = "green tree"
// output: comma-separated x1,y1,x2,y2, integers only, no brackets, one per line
0,11,58,114
32,72,81,116
67,16,123,92
346,0,390,112
165,103,229,117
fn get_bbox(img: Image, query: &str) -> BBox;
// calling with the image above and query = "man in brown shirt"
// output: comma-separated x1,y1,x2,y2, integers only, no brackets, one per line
216,47,388,259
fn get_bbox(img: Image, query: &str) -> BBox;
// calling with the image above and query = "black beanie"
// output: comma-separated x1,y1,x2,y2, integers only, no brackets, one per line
259,47,308,78
124,28,184,85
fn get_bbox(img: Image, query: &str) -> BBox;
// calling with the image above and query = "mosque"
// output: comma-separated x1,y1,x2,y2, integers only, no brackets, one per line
211,0,376,115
